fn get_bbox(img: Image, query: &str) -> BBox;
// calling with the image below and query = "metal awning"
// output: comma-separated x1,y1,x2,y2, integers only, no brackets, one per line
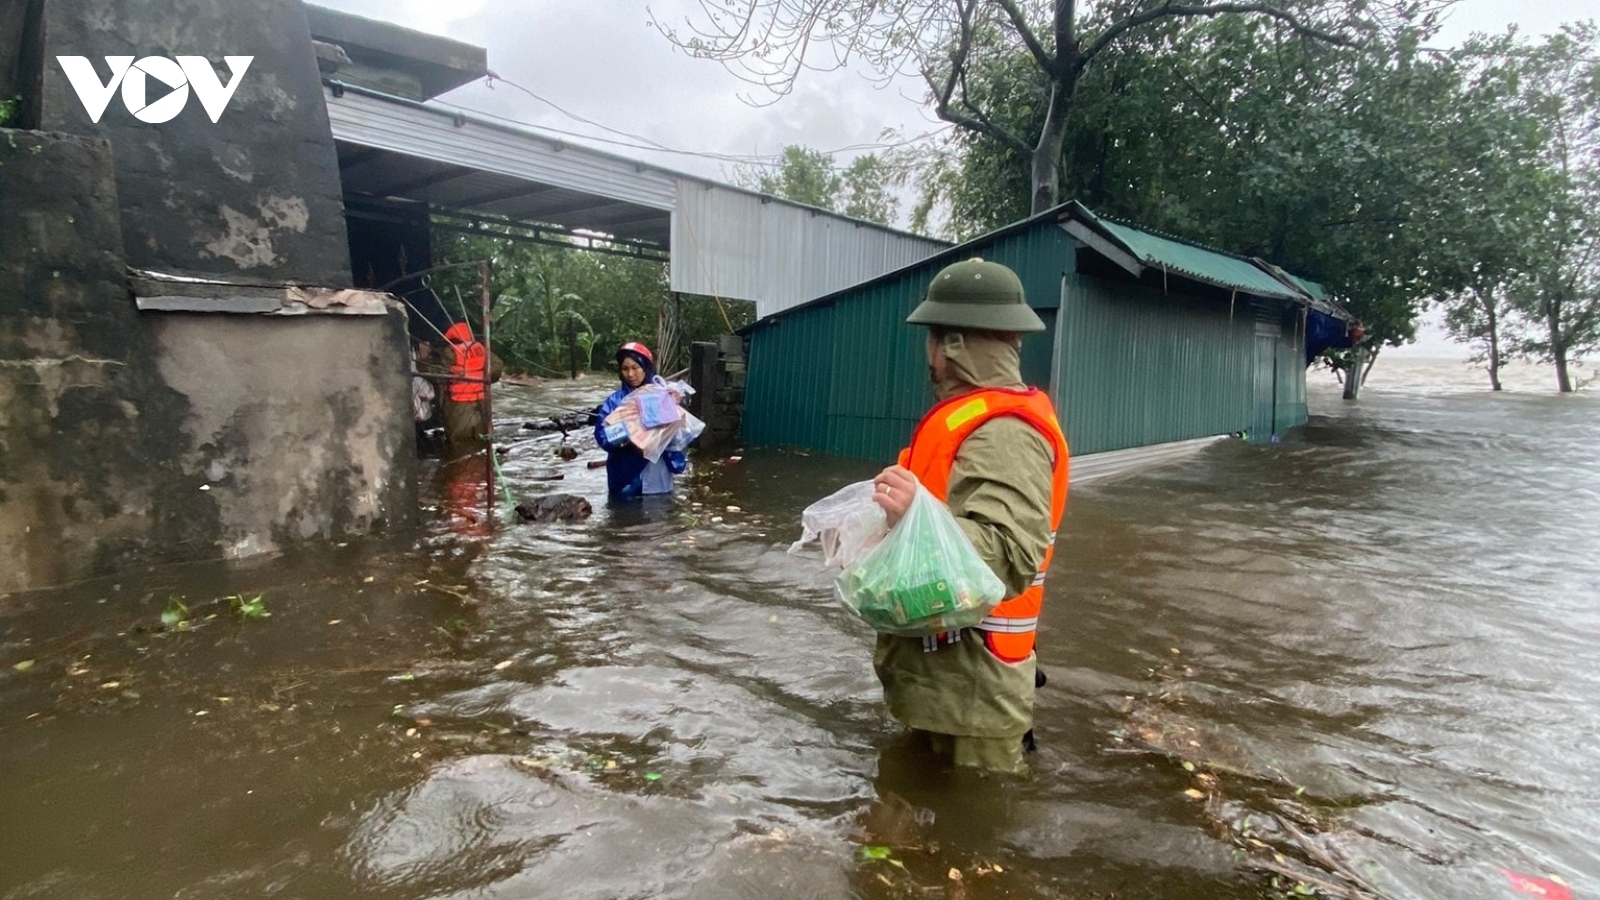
322,81,949,314
326,83,673,246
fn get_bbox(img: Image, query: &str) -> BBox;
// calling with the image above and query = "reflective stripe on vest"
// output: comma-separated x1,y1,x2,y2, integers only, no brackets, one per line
896,387,1069,662
448,342,487,402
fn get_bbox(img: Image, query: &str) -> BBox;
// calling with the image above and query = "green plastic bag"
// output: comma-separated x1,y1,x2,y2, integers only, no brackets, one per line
834,483,1006,637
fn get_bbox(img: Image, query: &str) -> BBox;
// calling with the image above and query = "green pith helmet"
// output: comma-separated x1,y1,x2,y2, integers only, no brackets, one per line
907,257,1046,333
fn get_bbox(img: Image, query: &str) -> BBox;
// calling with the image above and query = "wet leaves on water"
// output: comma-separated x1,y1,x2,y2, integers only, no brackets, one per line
228,595,270,620
161,597,190,629
860,845,909,868
12,659,35,672
644,772,662,781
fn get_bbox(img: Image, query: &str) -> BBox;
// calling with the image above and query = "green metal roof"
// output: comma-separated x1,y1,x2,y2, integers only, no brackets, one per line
1281,272,1329,301
743,200,1345,333
1077,206,1305,303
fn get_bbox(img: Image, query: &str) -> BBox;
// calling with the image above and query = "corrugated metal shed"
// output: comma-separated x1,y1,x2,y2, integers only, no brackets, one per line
323,83,947,310
743,219,1073,457
669,180,949,318
745,202,1332,462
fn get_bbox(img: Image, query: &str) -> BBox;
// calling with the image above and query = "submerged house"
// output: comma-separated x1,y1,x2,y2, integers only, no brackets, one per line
0,0,946,594
741,202,1356,469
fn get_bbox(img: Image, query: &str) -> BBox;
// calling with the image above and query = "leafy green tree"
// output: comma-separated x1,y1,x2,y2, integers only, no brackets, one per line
1495,25,1600,392
738,144,901,225
913,12,1541,383
752,145,841,208
427,230,752,377
838,153,901,224
654,1,1451,215
1443,286,1525,391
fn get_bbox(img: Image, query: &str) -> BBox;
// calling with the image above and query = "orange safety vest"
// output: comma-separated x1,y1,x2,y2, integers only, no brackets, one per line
897,387,1069,662
447,342,487,403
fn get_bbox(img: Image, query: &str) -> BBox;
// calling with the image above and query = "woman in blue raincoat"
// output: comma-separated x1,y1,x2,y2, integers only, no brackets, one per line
594,342,687,500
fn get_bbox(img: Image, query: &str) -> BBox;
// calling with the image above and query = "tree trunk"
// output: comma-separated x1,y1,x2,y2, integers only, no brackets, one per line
1547,293,1573,393
1342,344,1364,400
1553,343,1573,393
1030,77,1076,215
567,318,577,380
1486,304,1503,392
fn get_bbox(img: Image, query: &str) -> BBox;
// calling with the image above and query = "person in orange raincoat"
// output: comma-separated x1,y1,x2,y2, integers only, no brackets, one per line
440,322,503,454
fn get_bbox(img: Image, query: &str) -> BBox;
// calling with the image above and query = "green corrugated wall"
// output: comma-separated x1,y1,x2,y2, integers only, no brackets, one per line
743,222,1308,461
1056,272,1261,455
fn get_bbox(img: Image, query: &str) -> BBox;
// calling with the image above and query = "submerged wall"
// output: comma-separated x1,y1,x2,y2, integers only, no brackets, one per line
0,0,416,596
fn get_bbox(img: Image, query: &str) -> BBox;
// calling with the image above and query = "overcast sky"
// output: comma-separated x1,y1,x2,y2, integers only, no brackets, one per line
309,0,1600,357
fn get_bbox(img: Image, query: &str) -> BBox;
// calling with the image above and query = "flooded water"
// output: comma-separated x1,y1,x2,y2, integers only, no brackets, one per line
3,361,1597,900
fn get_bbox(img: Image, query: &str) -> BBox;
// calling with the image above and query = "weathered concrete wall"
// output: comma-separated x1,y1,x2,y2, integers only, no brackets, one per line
0,128,416,596
37,0,351,285
0,129,203,592
151,311,414,560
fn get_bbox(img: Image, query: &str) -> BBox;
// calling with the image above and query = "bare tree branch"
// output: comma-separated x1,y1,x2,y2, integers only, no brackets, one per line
1074,2,1353,75
923,1,1031,156
991,0,1057,75
924,63,1031,155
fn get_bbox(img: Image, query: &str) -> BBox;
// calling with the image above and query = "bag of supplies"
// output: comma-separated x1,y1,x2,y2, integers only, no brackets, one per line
791,480,1006,636
604,378,704,462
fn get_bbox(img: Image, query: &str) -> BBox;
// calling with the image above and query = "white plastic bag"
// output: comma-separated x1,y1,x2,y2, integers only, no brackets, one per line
788,480,887,570
793,481,1006,637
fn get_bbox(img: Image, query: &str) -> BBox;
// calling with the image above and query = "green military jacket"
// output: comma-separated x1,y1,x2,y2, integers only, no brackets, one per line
873,332,1056,743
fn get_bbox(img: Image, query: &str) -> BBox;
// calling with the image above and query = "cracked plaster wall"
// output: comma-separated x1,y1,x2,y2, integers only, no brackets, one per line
37,0,352,285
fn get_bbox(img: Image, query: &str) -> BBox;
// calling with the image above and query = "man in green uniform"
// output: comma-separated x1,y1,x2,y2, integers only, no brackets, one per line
870,258,1067,773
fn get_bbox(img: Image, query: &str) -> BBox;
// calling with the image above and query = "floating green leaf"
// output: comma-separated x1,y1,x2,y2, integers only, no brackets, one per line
229,594,270,620
860,845,892,861
644,772,662,782
13,659,35,672
161,597,190,629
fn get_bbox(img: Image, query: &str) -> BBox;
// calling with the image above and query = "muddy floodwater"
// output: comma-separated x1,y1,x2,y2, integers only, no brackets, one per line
3,362,1597,900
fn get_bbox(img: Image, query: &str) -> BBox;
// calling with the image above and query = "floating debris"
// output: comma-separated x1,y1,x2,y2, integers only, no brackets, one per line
1501,871,1573,900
